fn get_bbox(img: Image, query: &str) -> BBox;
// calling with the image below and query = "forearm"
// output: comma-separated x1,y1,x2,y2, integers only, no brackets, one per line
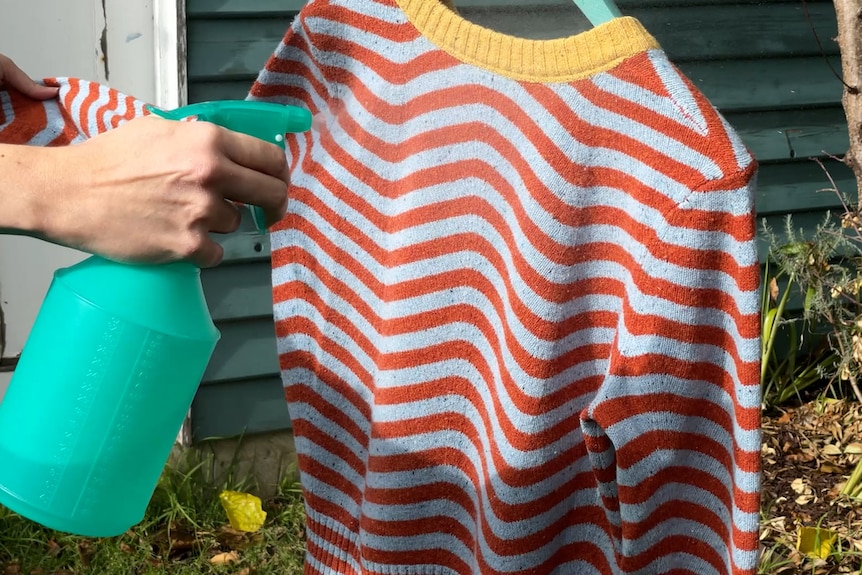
0,143,59,236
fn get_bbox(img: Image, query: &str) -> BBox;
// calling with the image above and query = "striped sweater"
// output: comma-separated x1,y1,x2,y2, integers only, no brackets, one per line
252,2,761,574
0,1,762,573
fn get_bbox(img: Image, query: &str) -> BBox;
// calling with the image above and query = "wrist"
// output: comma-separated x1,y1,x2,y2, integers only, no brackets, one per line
0,144,91,244
0,144,50,234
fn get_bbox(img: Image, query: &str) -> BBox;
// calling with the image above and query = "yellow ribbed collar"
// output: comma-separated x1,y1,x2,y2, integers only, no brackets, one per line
394,0,660,83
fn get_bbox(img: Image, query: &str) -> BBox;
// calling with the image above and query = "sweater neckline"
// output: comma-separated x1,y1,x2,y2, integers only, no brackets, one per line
393,0,660,83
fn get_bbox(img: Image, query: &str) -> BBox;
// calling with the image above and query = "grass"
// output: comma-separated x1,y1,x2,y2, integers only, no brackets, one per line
0,447,306,574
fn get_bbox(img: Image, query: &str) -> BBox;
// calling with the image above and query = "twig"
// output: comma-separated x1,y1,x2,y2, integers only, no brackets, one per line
848,373,862,403
803,0,855,91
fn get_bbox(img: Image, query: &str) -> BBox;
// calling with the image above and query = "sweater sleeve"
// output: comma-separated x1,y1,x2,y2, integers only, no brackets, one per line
0,78,147,147
579,163,761,575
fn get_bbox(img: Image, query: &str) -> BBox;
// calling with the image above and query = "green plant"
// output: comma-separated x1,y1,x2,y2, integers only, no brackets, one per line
763,161,862,403
762,165,862,506
759,244,838,407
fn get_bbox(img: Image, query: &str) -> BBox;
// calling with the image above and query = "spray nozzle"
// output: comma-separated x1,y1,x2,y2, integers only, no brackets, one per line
146,100,312,234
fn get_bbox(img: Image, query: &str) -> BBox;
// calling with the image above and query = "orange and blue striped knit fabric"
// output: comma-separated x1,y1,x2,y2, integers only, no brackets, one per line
0,1,761,573
253,1,761,574
0,81,147,146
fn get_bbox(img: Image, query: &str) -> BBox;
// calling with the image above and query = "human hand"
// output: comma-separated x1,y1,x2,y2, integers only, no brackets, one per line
37,115,289,267
0,53,59,100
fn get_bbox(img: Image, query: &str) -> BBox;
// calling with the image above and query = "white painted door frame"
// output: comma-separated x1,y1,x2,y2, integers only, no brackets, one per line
154,0,189,109
154,0,195,446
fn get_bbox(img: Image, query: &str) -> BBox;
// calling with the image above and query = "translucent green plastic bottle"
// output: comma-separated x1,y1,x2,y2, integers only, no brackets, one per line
0,101,311,537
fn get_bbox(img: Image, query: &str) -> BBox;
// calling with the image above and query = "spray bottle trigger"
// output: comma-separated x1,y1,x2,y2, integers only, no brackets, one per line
145,101,312,234
249,206,267,234
147,105,267,233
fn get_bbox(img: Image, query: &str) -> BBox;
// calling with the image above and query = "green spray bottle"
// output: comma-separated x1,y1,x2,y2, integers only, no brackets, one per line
0,101,311,537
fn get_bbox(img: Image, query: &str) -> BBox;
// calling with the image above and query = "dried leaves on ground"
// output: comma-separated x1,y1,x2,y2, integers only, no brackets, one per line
761,398,862,573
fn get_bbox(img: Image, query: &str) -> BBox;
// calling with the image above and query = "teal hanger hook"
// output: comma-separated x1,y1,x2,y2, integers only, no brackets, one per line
572,0,622,27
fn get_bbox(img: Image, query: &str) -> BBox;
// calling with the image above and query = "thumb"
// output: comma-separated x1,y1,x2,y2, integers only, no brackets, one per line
0,56,58,100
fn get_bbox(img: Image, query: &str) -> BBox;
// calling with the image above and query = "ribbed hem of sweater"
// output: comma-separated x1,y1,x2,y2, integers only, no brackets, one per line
308,515,459,575
394,0,660,82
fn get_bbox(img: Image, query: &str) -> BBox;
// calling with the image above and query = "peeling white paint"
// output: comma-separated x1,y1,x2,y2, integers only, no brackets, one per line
104,0,159,101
